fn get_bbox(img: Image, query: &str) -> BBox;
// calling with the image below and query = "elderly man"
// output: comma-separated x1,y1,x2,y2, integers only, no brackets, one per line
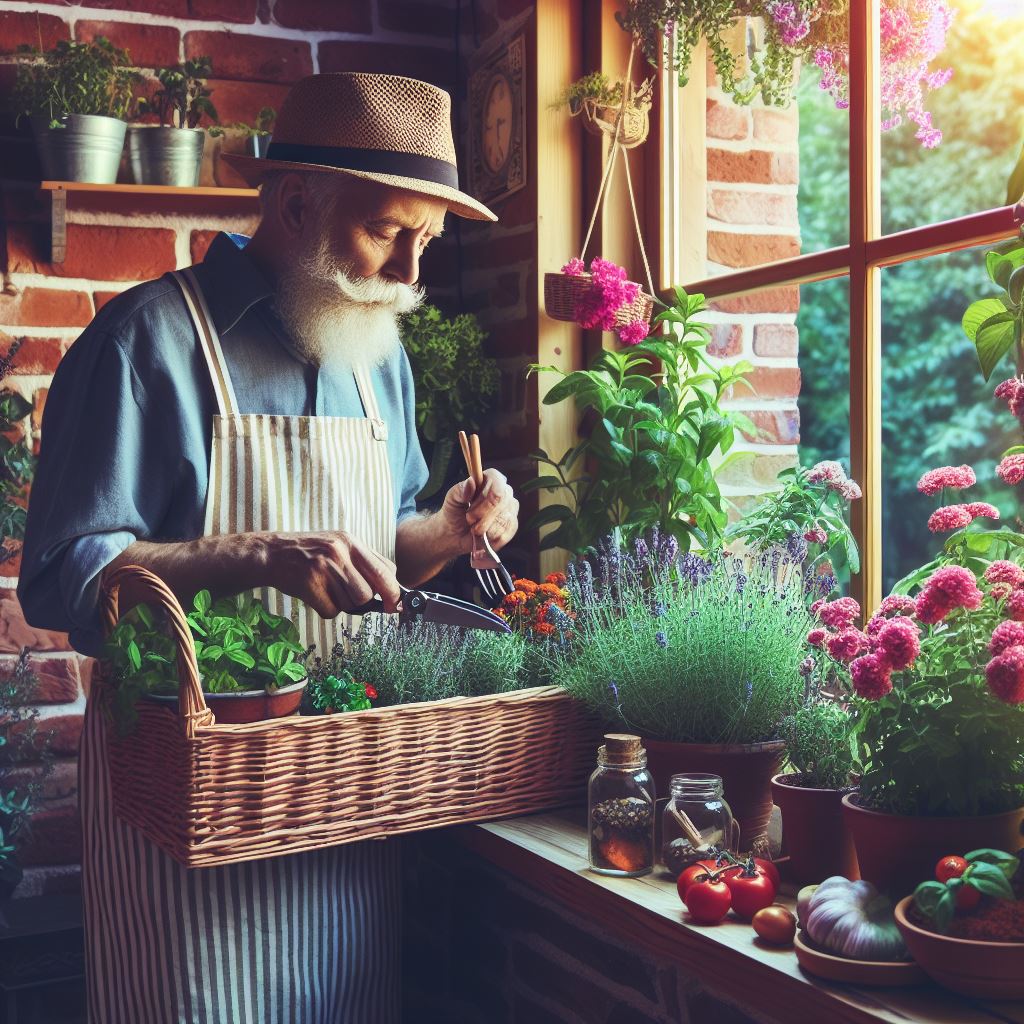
18,73,518,1024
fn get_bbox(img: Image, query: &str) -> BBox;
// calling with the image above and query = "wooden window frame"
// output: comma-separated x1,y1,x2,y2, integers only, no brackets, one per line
655,0,1023,610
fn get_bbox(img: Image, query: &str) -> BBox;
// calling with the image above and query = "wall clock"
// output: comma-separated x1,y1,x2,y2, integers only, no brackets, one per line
467,32,526,206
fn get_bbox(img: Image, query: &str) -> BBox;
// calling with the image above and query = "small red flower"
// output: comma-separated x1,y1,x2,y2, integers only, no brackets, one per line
364,683,378,701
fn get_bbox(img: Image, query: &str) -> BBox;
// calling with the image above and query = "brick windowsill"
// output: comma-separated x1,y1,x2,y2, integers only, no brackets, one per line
452,810,1017,1024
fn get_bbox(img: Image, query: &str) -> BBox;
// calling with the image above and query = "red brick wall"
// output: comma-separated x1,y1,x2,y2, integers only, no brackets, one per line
0,0,459,898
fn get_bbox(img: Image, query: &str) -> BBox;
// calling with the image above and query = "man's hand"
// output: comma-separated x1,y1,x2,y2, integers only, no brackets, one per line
264,531,402,617
440,469,519,553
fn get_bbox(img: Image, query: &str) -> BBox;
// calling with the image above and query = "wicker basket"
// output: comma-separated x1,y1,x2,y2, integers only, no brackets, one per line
99,566,601,868
544,271,654,331
578,78,653,150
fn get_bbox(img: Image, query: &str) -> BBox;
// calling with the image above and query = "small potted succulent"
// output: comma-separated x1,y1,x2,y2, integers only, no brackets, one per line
13,36,139,183
105,589,308,731
129,57,217,186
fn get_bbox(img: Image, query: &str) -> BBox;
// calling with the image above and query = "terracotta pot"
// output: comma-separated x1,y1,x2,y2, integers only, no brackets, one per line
842,793,1024,899
771,773,859,885
144,679,307,725
894,896,1024,999
644,739,784,852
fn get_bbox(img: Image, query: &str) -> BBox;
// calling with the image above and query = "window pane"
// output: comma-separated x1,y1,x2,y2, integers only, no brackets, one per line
880,0,1024,233
882,245,1020,591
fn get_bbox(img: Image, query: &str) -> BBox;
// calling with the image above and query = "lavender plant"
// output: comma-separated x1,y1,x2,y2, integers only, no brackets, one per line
555,530,820,744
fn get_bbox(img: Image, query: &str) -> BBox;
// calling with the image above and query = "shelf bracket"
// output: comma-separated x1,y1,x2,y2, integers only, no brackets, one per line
50,187,66,264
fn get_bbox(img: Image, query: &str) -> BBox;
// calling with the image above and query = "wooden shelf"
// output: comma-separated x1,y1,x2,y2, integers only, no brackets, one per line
38,181,259,263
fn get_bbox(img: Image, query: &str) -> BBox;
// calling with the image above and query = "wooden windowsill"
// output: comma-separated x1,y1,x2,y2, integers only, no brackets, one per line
454,809,1023,1024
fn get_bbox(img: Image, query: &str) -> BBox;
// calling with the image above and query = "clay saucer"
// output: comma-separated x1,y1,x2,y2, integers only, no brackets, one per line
794,931,926,987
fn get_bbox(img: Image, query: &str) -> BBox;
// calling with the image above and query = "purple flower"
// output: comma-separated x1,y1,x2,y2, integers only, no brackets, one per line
785,532,808,563
653,603,667,618
654,631,668,648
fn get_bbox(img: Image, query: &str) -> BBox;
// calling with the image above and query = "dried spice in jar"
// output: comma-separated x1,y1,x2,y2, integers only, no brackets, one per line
588,734,655,877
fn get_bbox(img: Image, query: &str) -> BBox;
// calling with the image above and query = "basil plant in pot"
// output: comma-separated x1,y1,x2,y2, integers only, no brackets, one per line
550,528,831,855
104,589,308,733
130,57,217,187
13,37,139,184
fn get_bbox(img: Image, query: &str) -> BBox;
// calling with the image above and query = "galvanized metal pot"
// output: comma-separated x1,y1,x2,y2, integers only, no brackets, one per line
31,114,127,184
128,125,205,186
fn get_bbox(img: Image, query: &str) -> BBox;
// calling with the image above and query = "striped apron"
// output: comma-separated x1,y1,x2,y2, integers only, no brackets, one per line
79,267,402,1024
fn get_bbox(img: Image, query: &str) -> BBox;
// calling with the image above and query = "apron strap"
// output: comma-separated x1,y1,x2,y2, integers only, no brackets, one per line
353,365,388,442
171,269,240,418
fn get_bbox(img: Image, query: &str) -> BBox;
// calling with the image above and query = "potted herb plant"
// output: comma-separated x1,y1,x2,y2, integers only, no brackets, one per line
204,106,276,187
555,529,828,854
13,36,139,184
105,589,308,731
554,71,653,149
398,305,499,502
129,57,217,187
528,287,753,555
0,342,36,574
773,697,858,885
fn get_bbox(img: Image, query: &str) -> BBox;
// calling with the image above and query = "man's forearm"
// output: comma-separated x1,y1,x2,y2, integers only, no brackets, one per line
395,513,468,586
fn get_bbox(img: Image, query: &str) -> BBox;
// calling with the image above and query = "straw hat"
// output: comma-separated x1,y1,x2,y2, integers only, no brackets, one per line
223,72,497,222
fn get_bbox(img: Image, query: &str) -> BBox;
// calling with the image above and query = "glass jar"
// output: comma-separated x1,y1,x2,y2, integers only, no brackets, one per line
588,733,655,877
661,773,736,878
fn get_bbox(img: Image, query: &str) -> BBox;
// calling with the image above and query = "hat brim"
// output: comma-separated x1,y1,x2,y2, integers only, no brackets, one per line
221,153,498,222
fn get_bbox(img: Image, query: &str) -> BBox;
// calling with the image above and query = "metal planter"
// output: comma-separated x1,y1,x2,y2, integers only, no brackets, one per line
31,114,127,184
128,125,205,187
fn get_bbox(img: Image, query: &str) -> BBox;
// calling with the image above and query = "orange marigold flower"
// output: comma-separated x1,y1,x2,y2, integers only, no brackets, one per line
539,583,563,599
504,590,528,606
514,578,539,594
545,572,567,586
533,622,556,636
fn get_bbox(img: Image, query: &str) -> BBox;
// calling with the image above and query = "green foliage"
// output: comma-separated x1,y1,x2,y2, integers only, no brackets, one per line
207,106,276,139
914,848,1018,932
309,621,536,709
0,341,36,568
527,288,753,556
104,591,307,735
13,37,139,125
780,699,855,789
137,57,217,129
308,670,373,713
398,304,499,500
961,236,1024,381
554,540,812,744
552,72,624,112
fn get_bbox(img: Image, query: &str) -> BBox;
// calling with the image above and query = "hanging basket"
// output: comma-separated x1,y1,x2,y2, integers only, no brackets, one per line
544,271,654,331
577,78,653,150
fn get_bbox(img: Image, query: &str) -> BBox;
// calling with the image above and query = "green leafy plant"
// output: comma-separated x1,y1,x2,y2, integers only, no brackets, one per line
137,57,217,129
554,531,817,744
207,106,276,139
308,670,375,713
552,72,624,112
104,591,307,734
961,230,1024,381
0,340,37,568
398,304,499,500
779,698,855,790
913,849,1018,933
527,288,753,555
13,37,139,126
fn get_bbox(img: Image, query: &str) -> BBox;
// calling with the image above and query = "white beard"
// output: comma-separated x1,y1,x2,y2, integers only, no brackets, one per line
273,235,424,372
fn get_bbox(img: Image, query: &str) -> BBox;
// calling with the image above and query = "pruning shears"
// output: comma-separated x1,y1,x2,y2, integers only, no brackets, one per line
353,585,511,633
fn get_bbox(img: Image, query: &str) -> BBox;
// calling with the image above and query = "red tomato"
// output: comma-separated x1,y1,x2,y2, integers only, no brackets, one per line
684,878,732,924
675,860,719,903
935,855,968,884
955,883,982,911
723,867,777,921
754,857,781,890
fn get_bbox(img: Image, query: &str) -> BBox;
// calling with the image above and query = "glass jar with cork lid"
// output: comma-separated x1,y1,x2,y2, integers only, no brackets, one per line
587,733,655,877
661,773,738,879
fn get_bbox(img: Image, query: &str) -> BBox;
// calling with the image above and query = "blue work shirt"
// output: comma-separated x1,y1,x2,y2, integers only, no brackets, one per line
17,232,428,655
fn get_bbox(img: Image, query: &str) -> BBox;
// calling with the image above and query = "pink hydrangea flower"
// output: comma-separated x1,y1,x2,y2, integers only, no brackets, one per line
996,455,1024,486
817,597,861,630
985,645,1024,705
806,627,828,648
617,319,649,346
803,526,828,545
850,653,893,701
927,504,973,532
561,257,586,276
989,620,1024,656
965,502,1000,522
916,465,976,496
984,560,1024,588
875,616,921,670
826,627,868,664
877,594,917,618
1007,590,1024,622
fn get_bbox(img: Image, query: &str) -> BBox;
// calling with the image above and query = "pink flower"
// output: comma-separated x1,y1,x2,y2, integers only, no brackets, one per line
927,565,984,607
875,616,921,670
561,257,586,276
865,614,887,636
965,502,1000,522
1007,590,1024,622
806,628,828,648
996,455,1024,486
916,464,976,496
617,319,649,346
915,590,953,625
809,598,825,615
985,645,1024,705
569,257,641,332
927,504,972,532
839,480,862,501
803,526,828,545
990,581,1013,602
994,377,1024,418
827,627,868,664
807,461,846,484
877,594,917,618
850,653,893,701
989,620,1024,656
984,560,1024,588
818,597,861,630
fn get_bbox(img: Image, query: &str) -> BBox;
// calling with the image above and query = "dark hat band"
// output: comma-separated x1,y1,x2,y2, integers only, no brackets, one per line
265,142,459,189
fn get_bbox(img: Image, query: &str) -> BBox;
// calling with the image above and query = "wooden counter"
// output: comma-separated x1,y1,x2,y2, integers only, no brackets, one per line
454,809,1024,1024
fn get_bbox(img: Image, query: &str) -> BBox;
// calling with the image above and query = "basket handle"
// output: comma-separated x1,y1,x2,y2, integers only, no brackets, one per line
99,564,213,736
